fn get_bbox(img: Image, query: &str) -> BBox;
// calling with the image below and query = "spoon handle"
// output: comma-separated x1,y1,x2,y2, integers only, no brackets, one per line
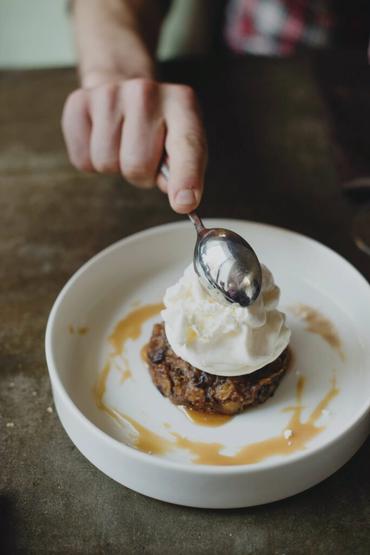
188,212,206,234
159,162,206,235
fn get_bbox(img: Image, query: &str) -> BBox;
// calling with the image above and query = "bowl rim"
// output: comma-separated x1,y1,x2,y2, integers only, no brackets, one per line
45,218,370,476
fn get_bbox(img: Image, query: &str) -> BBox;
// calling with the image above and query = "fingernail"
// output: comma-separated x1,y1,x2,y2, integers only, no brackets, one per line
175,189,196,206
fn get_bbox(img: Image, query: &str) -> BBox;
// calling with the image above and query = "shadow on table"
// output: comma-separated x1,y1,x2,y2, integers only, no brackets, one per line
0,495,18,553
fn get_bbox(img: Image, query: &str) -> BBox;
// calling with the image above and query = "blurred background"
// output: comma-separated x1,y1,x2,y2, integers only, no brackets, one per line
0,0,221,69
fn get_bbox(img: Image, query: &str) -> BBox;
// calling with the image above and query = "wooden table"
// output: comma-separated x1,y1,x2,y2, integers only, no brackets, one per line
1,52,369,554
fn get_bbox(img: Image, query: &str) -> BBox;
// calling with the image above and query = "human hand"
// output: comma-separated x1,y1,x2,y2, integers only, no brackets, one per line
61,78,207,214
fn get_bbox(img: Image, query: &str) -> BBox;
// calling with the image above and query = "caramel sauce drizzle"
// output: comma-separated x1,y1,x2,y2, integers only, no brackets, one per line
141,343,231,427
179,407,232,427
109,303,164,356
120,369,132,383
169,376,338,465
95,355,339,466
290,304,344,359
109,302,163,379
94,302,340,466
140,343,149,363
94,362,122,425
115,411,173,456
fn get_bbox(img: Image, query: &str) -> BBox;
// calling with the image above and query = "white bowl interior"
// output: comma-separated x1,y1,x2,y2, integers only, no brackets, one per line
48,220,370,467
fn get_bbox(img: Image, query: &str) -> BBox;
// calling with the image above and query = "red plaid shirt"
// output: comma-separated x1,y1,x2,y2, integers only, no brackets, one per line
225,0,368,56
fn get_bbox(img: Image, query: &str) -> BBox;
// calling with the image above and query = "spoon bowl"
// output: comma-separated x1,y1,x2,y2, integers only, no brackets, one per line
159,162,262,306
189,213,262,307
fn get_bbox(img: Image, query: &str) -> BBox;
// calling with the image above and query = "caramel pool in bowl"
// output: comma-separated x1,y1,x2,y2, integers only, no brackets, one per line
94,302,339,467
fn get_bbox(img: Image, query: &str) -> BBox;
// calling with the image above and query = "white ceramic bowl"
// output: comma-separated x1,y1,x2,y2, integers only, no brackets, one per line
45,220,370,508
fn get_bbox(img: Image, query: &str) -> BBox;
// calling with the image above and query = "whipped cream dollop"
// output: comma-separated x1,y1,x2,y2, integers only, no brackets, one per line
162,264,290,376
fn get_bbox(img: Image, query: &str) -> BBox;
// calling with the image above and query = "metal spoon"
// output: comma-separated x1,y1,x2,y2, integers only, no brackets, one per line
160,164,262,307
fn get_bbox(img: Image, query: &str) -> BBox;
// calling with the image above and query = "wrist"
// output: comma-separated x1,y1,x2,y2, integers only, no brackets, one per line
81,63,156,88
79,31,157,88
72,1,157,89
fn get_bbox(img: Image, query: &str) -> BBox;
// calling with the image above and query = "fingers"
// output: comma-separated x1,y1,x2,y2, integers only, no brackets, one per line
162,85,207,214
61,79,208,215
89,83,121,173
120,79,165,188
61,89,93,172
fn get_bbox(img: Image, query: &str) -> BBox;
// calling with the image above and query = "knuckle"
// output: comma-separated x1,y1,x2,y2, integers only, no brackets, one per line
123,78,159,114
127,77,158,95
184,130,207,154
125,78,158,100
138,78,158,98
93,157,118,173
172,130,207,160
92,82,120,112
122,161,154,186
70,155,92,172
61,89,87,128
101,81,120,97
64,88,88,112
172,84,197,106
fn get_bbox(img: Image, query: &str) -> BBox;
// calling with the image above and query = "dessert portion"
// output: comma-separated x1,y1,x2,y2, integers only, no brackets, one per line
147,263,291,415
147,322,289,415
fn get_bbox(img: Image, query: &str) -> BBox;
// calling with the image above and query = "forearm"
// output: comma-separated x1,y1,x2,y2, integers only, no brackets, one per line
70,0,166,87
